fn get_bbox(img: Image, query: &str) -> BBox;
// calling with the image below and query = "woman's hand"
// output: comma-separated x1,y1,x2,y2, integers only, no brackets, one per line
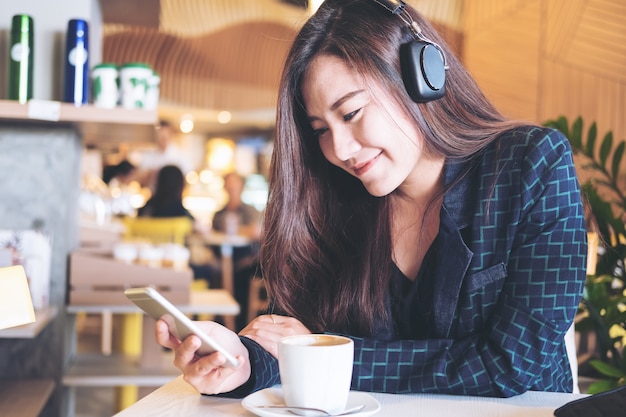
155,319,251,394
239,315,311,358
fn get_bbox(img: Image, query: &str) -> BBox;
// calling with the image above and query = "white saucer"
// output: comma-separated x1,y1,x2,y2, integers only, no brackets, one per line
242,387,381,417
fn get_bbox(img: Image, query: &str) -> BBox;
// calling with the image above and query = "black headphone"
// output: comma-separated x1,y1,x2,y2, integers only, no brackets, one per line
372,0,448,103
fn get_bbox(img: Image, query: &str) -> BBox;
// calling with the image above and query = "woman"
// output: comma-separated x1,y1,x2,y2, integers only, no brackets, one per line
156,0,586,398
137,164,193,219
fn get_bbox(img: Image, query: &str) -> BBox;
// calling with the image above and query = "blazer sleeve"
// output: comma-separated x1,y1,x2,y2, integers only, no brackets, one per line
213,336,280,398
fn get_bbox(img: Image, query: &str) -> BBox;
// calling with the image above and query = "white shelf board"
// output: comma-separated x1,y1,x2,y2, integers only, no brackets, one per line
0,99,157,145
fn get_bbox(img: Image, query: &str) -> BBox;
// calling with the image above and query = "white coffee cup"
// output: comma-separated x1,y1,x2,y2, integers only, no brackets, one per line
278,334,354,416
119,62,153,109
92,63,119,108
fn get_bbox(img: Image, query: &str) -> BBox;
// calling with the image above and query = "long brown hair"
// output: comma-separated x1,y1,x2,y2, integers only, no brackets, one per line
261,0,524,335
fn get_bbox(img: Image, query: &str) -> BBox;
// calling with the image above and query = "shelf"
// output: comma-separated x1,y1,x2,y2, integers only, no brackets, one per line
0,378,55,417
63,353,180,387
0,99,157,145
0,306,58,339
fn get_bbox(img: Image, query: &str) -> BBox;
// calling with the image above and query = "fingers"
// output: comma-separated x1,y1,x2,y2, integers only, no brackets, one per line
155,318,180,349
182,354,250,395
240,315,311,358
173,336,235,391
182,353,233,392
244,314,305,330
173,334,202,369
157,318,252,394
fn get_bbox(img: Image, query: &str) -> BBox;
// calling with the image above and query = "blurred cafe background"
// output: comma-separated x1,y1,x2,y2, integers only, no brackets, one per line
1,1,626,417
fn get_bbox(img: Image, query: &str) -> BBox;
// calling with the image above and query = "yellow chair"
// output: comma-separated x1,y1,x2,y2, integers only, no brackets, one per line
121,216,193,245
116,216,194,410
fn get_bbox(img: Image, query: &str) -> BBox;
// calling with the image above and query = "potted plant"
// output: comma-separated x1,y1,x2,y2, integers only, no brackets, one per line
544,116,626,393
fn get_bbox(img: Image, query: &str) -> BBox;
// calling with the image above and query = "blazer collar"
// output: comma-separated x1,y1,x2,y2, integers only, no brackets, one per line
442,159,477,230
430,159,477,338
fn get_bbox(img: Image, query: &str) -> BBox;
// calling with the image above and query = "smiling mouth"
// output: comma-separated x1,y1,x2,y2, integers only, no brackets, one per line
352,152,381,176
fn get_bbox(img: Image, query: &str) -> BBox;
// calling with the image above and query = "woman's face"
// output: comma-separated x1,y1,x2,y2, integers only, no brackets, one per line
301,54,440,198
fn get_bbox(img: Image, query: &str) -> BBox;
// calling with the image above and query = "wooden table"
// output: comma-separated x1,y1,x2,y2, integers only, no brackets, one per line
113,375,589,417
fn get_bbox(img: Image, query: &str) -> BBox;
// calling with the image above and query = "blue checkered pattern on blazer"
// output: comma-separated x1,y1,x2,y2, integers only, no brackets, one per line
223,126,586,398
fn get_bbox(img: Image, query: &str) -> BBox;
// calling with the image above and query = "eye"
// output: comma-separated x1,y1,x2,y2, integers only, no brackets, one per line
343,108,361,122
312,127,329,139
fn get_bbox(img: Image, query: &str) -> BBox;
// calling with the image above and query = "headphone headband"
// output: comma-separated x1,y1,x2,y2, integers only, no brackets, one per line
372,0,405,15
374,0,447,66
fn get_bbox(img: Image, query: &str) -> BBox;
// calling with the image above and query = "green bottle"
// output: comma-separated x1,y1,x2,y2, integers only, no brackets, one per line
9,14,34,104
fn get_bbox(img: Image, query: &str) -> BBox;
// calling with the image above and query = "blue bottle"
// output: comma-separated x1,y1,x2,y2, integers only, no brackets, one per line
63,19,89,106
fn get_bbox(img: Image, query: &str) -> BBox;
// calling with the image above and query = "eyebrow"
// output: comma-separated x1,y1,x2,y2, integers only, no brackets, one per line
307,89,366,122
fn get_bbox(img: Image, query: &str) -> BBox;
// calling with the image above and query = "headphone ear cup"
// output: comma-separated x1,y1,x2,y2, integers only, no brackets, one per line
400,40,446,103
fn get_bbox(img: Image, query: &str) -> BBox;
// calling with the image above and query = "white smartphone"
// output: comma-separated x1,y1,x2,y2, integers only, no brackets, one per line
124,286,239,368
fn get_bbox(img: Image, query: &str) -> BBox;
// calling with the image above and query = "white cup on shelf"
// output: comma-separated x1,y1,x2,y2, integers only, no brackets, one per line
119,62,152,109
92,63,119,108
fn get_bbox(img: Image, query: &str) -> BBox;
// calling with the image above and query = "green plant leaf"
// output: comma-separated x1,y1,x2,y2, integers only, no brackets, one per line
575,317,596,332
584,122,596,158
570,117,583,154
557,116,570,136
543,115,626,381
584,300,619,361
546,116,570,138
586,122,597,156
588,379,619,394
591,275,615,285
582,184,622,243
608,311,626,328
600,131,614,169
586,282,609,308
612,142,625,180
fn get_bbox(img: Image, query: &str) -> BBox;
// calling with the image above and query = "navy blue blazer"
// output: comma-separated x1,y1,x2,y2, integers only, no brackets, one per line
230,126,587,398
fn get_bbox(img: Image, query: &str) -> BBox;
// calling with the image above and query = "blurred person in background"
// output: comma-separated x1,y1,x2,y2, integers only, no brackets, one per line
212,172,262,240
135,120,193,190
211,172,262,330
137,164,194,220
101,159,138,216
102,159,137,187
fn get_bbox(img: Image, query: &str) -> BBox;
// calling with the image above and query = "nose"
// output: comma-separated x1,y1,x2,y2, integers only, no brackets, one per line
329,125,361,162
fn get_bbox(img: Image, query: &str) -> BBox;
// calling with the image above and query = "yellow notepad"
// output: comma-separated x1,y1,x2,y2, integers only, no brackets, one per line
0,265,36,330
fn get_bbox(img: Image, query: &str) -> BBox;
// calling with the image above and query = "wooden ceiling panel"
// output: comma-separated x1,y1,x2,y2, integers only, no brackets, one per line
463,0,528,32
103,21,294,111
547,0,626,82
464,0,542,121
186,22,294,87
158,0,307,36
101,0,464,133
406,0,464,30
